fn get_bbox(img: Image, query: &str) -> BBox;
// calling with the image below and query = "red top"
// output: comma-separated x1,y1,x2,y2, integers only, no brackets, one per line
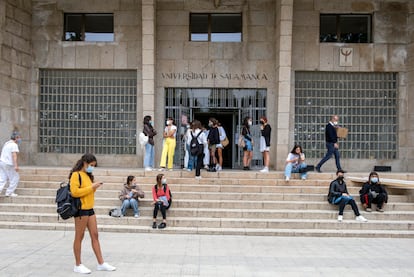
152,184,171,201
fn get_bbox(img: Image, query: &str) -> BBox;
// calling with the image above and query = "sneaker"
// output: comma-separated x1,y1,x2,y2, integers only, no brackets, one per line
187,168,192,172
158,222,167,229
97,262,116,271
158,167,165,171
259,167,269,173
316,167,321,173
168,169,173,172
337,215,343,222
144,167,152,171
195,176,202,180
74,264,91,274
152,222,157,229
134,213,140,218
243,166,250,170
285,176,290,181
301,176,307,180
204,165,209,170
216,165,222,171
365,208,372,212
356,215,368,222
376,208,384,212
5,193,18,197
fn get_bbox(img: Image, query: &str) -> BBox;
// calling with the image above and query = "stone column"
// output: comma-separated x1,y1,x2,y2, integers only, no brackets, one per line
142,0,156,119
274,0,293,170
407,5,414,172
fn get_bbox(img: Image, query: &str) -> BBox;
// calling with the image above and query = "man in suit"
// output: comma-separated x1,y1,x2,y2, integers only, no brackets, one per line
316,115,342,173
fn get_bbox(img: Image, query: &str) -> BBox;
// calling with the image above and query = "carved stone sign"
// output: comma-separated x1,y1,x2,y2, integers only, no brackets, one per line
161,72,268,81
339,48,353,67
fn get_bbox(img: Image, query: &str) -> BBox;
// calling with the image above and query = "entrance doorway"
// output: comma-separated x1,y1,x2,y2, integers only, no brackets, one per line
165,88,267,169
194,111,234,169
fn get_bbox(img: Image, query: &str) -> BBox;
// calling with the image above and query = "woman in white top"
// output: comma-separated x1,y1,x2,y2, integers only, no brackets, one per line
186,120,207,179
284,144,307,181
159,117,177,171
215,122,227,171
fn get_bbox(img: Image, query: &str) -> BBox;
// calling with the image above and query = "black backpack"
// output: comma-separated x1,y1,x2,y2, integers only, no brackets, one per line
155,184,172,210
190,131,203,156
56,174,81,220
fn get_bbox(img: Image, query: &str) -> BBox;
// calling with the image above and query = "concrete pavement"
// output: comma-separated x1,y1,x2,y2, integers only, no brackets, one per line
0,229,413,277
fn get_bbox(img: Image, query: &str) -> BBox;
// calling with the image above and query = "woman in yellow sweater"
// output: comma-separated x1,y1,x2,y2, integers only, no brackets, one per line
69,153,116,274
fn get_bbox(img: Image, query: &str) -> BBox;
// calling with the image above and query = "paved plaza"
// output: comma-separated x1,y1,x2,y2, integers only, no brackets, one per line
0,229,413,276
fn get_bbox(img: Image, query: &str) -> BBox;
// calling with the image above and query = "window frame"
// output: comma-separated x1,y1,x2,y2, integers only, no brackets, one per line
320,13,372,43
189,13,243,42
63,13,114,42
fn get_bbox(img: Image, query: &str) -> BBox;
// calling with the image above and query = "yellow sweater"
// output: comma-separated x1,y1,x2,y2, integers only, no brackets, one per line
70,171,95,210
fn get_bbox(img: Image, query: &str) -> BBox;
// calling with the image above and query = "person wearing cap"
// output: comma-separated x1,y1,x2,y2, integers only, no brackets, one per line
327,169,368,222
0,131,22,197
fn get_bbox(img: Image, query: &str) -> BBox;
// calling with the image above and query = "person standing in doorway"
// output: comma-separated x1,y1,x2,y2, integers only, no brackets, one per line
143,115,157,171
259,116,271,173
159,117,177,171
0,131,21,197
207,118,220,172
216,121,227,171
241,117,253,170
316,115,342,173
70,153,116,274
187,120,207,179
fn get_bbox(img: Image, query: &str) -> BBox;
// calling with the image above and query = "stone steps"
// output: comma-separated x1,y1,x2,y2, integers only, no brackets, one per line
0,166,412,238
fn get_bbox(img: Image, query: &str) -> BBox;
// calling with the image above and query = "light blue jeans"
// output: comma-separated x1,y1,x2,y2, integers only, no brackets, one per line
144,143,154,168
121,198,139,216
284,162,308,179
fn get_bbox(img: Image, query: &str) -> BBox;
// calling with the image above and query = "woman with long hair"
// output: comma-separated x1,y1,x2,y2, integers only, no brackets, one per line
69,153,116,274
152,173,171,229
143,115,157,171
159,117,177,171
241,117,253,170
259,116,271,173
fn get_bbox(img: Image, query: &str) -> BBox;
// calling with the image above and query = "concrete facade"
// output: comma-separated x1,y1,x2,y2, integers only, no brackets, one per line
0,0,413,171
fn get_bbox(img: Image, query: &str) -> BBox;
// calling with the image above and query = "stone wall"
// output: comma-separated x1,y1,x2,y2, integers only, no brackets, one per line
0,0,32,163
292,0,412,172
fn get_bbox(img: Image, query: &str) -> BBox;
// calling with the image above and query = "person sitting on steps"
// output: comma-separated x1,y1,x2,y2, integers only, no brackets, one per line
359,171,388,212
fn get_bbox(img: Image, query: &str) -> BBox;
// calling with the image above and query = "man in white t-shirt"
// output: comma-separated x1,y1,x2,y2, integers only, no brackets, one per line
0,131,21,197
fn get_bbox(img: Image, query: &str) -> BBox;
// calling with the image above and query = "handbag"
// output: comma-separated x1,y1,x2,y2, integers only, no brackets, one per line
221,136,229,147
238,135,245,148
138,132,148,146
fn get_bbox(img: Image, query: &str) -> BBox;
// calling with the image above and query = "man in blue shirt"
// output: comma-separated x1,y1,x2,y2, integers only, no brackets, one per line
316,115,342,173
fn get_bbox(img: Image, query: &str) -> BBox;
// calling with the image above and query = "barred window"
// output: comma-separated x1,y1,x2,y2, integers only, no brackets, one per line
39,70,137,154
295,72,397,159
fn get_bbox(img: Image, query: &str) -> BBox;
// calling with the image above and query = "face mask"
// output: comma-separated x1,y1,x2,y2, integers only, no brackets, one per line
371,177,378,184
166,120,170,125
208,122,213,127
248,121,252,126
260,120,264,125
86,165,94,173
161,179,167,185
337,176,344,181
149,121,153,125
333,121,338,125
16,138,22,145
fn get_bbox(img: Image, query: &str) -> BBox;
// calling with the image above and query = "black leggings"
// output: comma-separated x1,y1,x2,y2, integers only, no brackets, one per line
153,202,166,219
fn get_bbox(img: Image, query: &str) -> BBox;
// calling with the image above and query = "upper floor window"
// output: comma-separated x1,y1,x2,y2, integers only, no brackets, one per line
64,13,114,42
190,13,242,42
320,14,372,43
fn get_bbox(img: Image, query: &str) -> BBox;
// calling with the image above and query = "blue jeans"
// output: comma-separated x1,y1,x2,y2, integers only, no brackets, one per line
121,198,139,216
144,143,154,168
285,162,307,179
317,142,342,170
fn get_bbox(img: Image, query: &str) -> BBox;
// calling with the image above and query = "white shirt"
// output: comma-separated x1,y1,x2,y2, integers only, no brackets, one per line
164,125,177,138
218,126,226,141
0,140,19,166
286,153,305,166
186,129,207,146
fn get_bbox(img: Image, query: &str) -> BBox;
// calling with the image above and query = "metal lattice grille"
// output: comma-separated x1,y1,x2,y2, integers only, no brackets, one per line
295,71,398,159
39,69,137,154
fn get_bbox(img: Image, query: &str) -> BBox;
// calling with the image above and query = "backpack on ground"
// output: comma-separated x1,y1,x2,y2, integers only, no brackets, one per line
155,184,172,210
56,174,81,220
109,207,122,217
190,131,203,156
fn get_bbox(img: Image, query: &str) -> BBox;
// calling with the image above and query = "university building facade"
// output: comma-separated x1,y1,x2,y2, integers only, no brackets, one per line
0,0,413,172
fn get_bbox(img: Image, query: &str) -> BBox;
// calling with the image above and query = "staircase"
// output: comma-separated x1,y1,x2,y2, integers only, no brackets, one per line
1,166,413,238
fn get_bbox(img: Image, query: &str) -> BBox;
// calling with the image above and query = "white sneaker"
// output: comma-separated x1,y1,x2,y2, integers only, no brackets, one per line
260,167,269,173
74,264,91,274
356,215,368,222
97,262,116,271
134,213,140,218
216,166,222,171
5,193,18,197
158,167,165,171
301,176,307,180
144,167,152,171
285,176,290,181
337,215,343,222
